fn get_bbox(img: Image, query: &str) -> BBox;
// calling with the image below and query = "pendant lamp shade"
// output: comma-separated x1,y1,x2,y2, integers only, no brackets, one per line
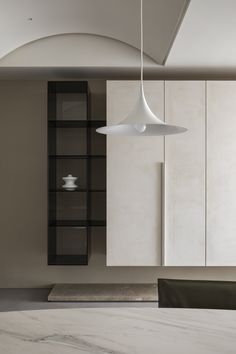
96,84,187,136
96,0,187,136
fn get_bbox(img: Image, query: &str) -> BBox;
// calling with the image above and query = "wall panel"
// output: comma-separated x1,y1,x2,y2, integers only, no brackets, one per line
164,81,205,266
107,81,164,266
207,82,236,265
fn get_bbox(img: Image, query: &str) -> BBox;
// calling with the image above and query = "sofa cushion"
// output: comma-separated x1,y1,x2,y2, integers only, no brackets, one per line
158,279,236,309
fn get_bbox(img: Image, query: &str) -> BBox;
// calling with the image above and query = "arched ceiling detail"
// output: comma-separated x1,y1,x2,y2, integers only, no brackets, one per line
0,0,189,64
0,33,157,67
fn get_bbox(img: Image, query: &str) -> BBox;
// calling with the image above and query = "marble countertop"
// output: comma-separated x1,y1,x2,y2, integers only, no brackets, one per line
0,307,236,354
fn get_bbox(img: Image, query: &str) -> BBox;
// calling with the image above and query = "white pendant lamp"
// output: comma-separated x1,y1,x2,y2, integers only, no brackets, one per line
96,0,187,136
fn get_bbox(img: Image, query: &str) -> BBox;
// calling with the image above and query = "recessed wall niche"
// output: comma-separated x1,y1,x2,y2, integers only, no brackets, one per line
48,81,106,265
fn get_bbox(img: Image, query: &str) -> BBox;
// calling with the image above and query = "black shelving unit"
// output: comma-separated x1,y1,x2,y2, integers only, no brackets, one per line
48,81,106,265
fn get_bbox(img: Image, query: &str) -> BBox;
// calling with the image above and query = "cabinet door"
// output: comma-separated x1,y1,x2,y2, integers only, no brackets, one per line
164,81,206,266
107,81,164,266
207,82,236,265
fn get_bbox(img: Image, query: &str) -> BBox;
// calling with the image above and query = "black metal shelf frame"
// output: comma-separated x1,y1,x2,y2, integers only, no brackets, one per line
47,81,106,266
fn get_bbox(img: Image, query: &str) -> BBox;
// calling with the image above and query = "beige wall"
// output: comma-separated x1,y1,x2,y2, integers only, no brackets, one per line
0,80,236,288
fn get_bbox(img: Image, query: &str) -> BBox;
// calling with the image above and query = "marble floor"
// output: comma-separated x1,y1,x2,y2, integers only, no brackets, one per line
0,307,236,354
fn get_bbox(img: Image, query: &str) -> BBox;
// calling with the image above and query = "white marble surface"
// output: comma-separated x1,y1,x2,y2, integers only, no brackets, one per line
0,308,236,354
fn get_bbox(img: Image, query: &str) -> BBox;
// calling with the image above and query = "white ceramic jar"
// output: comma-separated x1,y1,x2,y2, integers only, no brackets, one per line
62,174,78,191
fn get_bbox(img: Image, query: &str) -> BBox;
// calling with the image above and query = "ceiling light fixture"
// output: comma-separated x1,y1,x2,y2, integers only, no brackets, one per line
96,0,187,136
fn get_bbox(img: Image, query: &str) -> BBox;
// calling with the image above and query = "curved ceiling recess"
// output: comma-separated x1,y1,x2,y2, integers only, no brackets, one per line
0,0,189,64
0,34,157,67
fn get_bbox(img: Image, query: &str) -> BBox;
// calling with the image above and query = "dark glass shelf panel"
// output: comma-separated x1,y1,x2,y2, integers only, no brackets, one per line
49,155,106,159
49,220,106,227
48,254,88,265
48,120,106,128
49,189,106,193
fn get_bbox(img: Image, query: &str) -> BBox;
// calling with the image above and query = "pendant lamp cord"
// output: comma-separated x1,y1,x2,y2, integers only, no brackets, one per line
140,0,144,86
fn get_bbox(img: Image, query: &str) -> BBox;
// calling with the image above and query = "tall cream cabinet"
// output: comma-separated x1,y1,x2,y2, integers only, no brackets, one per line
163,81,206,266
107,80,236,266
207,82,236,266
107,81,164,266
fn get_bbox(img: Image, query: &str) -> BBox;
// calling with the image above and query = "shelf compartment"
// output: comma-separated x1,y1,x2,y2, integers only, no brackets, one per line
48,127,87,156
91,158,106,190
90,127,106,155
55,93,87,121
91,191,106,221
49,158,87,190
48,255,88,265
56,226,87,255
51,191,87,221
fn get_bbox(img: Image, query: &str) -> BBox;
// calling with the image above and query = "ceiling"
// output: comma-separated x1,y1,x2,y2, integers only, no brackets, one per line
1,0,236,79
167,0,236,68
0,0,188,64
